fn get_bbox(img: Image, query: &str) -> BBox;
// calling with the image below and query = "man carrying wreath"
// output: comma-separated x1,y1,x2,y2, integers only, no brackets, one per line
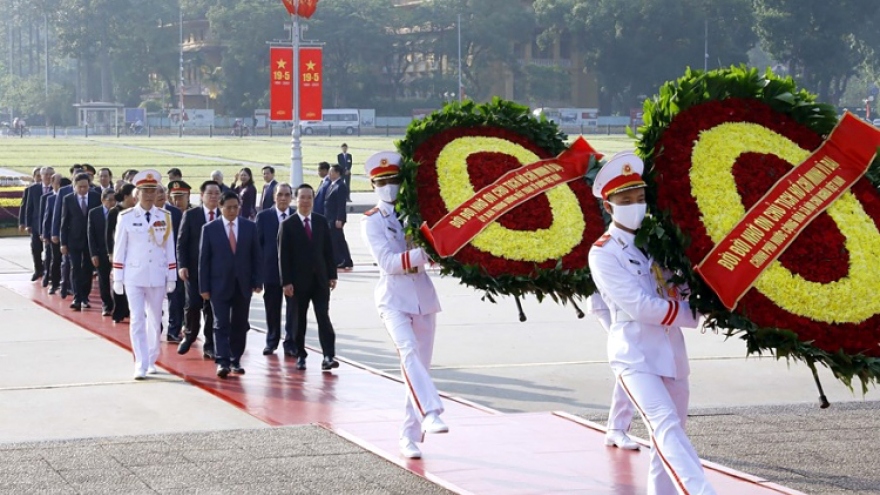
588,152,715,495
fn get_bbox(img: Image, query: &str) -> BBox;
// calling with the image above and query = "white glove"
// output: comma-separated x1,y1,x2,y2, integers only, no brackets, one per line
166,281,176,293
113,281,124,295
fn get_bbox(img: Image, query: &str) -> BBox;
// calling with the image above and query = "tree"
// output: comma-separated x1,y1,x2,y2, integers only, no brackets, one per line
753,0,879,105
535,0,756,113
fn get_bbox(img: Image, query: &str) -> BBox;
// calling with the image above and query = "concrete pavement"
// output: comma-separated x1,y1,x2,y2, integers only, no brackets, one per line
1,199,879,494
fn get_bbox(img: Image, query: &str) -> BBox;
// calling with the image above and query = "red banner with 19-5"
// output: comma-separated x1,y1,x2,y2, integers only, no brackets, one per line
269,47,322,122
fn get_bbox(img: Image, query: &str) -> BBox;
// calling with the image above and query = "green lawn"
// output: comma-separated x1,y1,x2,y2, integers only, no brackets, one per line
0,134,637,191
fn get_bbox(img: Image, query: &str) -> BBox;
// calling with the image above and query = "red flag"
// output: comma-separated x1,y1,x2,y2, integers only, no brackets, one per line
299,47,323,120
269,47,293,121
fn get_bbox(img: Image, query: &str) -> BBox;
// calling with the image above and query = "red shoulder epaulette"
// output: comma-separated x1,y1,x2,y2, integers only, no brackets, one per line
593,233,611,247
364,207,380,217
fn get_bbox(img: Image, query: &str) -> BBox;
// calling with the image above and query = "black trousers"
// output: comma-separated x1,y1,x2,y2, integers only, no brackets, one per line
68,247,93,305
94,255,113,312
112,288,130,321
293,277,335,358
47,241,61,289
166,277,185,338
29,232,43,275
183,277,214,350
263,283,296,351
41,240,51,287
330,224,352,266
210,280,251,367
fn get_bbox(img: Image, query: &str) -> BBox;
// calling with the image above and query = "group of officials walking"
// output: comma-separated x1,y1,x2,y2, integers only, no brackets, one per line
20,146,715,493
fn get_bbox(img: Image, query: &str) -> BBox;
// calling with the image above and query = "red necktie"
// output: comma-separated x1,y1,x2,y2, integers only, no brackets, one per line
209,210,215,221
228,221,237,253
304,217,312,240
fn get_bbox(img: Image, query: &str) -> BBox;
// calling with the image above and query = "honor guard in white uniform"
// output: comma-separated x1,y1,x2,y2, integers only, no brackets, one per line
112,170,177,380
588,152,716,495
360,151,446,460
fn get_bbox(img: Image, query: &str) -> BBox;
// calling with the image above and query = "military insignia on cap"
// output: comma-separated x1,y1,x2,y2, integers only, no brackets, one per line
622,164,633,175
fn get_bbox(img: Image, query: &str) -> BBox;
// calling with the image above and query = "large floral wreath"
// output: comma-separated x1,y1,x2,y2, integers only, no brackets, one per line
396,98,606,307
635,66,880,390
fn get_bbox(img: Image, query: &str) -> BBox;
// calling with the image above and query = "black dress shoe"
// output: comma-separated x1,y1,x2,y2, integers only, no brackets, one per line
283,349,296,358
296,356,306,370
321,357,340,371
41,278,49,288
60,290,68,299
231,364,245,374
167,334,182,343
203,349,215,360
48,287,57,295
70,303,81,311
101,308,111,316
81,301,91,309
216,365,230,378
31,273,40,282
177,338,194,355
262,347,275,356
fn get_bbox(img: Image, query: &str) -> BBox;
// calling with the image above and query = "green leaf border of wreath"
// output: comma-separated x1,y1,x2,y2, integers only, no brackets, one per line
396,97,598,307
633,65,880,392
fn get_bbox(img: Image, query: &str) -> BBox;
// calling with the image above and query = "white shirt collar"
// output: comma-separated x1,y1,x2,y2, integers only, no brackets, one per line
275,206,291,219
203,205,217,219
297,211,311,223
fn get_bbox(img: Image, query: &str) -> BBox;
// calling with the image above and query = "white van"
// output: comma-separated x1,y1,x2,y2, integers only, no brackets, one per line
300,109,360,135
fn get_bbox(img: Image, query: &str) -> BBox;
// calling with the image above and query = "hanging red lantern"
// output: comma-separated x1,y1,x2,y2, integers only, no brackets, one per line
279,0,319,18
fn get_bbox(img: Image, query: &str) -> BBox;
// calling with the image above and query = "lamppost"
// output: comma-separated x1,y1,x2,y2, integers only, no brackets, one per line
290,0,303,187
179,2,185,136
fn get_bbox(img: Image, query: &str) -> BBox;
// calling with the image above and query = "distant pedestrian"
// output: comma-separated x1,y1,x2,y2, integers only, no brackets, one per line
260,165,277,211
324,165,353,269
337,143,353,202
313,162,331,216
235,167,257,220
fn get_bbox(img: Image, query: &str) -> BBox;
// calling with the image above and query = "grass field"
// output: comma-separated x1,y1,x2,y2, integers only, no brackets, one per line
0,134,638,191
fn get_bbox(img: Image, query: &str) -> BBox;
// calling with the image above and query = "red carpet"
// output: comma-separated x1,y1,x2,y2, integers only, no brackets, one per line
7,279,806,495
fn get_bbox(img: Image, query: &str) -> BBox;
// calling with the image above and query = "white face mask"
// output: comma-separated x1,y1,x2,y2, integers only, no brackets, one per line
376,184,399,203
610,203,647,230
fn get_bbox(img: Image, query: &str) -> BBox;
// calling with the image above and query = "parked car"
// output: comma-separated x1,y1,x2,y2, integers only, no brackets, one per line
872,118,880,127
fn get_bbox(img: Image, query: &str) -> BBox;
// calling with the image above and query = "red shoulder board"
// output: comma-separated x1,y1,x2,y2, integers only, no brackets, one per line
364,207,380,217
593,233,612,247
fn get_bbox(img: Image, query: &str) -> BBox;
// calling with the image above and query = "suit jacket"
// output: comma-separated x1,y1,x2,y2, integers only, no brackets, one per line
255,206,293,287
237,183,257,220
52,184,74,237
177,207,218,277
87,206,110,260
24,182,48,231
324,180,348,224
60,191,101,250
106,204,124,255
278,213,337,291
39,192,54,239
199,218,262,301
313,176,330,216
337,152,352,173
261,180,277,211
18,185,29,227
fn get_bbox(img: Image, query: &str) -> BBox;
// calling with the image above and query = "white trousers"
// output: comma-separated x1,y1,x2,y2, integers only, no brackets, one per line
618,371,716,495
607,380,636,431
380,309,443,443
127,285,165,374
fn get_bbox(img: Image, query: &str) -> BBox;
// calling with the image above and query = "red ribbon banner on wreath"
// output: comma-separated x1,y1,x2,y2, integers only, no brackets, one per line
420,137,602,258
696,112,880,310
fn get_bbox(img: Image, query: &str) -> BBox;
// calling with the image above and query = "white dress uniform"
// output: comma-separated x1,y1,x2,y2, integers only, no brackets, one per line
362,199,443,443
113,178,177,379
589,151,715,495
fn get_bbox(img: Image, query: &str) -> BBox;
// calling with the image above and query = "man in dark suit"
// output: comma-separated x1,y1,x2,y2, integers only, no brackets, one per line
60,172,101,310
260,165,277,211
88,188,116,316
255,182,296,355
278,183,339,371
41,173,65,293
24,167,53,281
165,181,191,342
107,183,136,323
313,162,331,216
18,167,38,233
53,164,85,299
324,165,353,269
210,170,232,194
336,143,353,202
177,180,221,359
199,190,262,378
156,184,184,342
